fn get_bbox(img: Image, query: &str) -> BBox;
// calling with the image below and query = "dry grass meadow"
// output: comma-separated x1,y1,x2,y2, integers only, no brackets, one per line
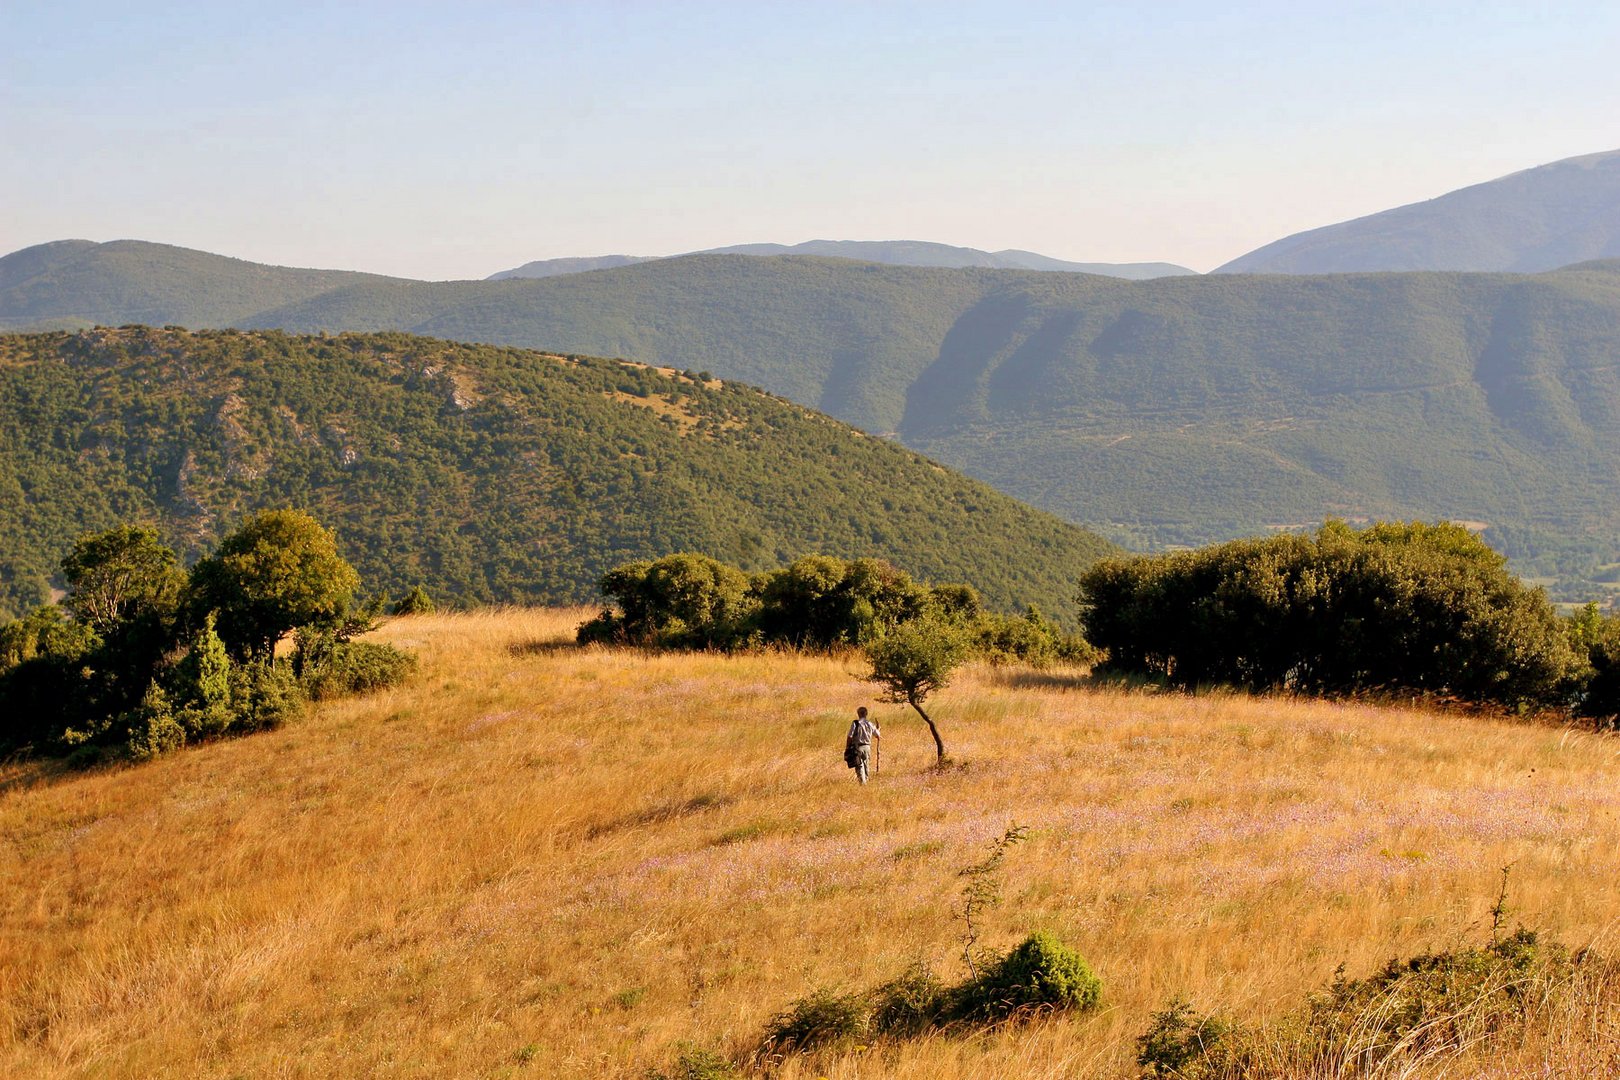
5,607,1620,1078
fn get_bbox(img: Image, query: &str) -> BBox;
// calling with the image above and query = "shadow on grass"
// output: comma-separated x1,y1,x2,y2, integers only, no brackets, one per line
506,639,587,658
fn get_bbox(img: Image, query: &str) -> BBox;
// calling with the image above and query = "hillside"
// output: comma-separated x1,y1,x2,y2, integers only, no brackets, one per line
13,245,1620,582
0,239,413,332
3,609,1617,1078
0,327,1115,623
1217,149,1620,274
489,239,1194,281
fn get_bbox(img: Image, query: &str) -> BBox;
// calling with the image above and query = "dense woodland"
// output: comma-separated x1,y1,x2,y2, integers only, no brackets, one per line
0,511,414,761
0,327,1114,624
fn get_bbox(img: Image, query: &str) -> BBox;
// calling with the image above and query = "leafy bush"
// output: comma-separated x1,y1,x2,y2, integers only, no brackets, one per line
1133,928,1581,1078
1135,998,1229,1078
757,988,870,1059
228,662,307,731
958,931,1103,1019
1080,521,1577,708
299,640,416,701
869,960,951,1037
123,682,186,761
974,605,1096,667
644,1044,738,1080
391,585,436,615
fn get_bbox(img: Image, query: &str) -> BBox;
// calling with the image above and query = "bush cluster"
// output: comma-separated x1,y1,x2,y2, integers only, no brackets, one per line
755,932,1101,1065
0,513,414,763
578,552,1090,665
1080,521,1577,709
1135,927,1579,1079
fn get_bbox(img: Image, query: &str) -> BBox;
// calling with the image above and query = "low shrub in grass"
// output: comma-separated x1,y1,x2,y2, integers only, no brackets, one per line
756,932,1102,1062
229,662,307,731
1133,927,1583,1078
1135,998,1231,1078
645,1043,738,1080
757,988,870,1060
869,960,952,1037
958,931,1103,1019
300,641,417,700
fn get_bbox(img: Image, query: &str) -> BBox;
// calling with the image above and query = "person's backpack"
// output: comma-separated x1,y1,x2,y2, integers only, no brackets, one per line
843,724,860,768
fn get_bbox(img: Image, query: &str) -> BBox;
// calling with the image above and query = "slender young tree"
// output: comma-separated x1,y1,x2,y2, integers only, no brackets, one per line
865,616,968,765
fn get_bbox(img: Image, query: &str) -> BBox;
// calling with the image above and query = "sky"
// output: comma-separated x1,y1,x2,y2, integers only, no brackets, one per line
3,1,1618,280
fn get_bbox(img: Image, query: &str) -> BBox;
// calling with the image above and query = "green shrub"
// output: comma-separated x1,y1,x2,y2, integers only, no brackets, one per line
171,612,233,738
123,682,186,761
960,931,1102,1018
644,1044,738,1080
1135,998,1229,1078
758,987,869,1058
974,605,1096,667
1132,928,1580,1078
392,585,436,615
300,640,416,700
870,960,951,1037
228,662,307,731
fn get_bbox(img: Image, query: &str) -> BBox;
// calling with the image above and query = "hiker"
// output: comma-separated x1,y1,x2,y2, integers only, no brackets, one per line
844,706,881,784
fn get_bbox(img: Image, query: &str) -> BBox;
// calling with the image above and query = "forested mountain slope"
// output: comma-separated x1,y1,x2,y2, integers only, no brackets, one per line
0,328,1115,622
1217,149,1620,274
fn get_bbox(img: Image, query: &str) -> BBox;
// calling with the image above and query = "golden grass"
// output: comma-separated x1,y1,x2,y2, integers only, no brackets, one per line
4,608,1620,1078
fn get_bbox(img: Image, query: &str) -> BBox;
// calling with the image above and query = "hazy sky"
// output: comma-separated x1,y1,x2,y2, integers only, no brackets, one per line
4,1,1618,279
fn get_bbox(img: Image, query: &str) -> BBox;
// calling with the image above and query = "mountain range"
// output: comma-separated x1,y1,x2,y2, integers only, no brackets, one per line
490,240,1195,281
1218,149,1620,274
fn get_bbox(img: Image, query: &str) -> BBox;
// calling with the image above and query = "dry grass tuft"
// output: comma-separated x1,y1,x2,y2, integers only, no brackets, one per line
3,608,1620,1078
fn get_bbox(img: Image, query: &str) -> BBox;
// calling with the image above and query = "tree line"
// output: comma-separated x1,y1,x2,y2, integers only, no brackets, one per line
581,523,1620,727
0,509,416,763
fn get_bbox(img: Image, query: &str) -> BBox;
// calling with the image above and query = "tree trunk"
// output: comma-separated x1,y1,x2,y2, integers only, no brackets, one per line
910,694,945,764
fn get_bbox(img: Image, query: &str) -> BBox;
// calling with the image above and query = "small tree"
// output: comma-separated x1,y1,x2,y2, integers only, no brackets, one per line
60,525,185,634
188,509,360,662
865,616,968,765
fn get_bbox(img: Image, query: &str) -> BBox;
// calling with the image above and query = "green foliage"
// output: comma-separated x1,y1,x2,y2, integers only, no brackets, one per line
581,554,757,649
227,661,307,732
0,510,399,762
1080,521,1578,709
974,605,1096,667
865,616,970,707
754,555,932,648
123,682,186,762
757,988,870,1059
1134,928,1579,1078
391,585,435,615
171,612,233,738
0,327,1113,624
1568,602,1620,724
298,640,416,701
644,1044,738,1080
0,605,98,671
957,931,1103,1019
189,509,361,662
60,525,185,634
1135,998,1229,1078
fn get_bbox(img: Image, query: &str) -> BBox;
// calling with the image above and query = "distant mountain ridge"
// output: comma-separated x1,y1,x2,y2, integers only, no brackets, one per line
490,239,1195,281
1217,149,1620,274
